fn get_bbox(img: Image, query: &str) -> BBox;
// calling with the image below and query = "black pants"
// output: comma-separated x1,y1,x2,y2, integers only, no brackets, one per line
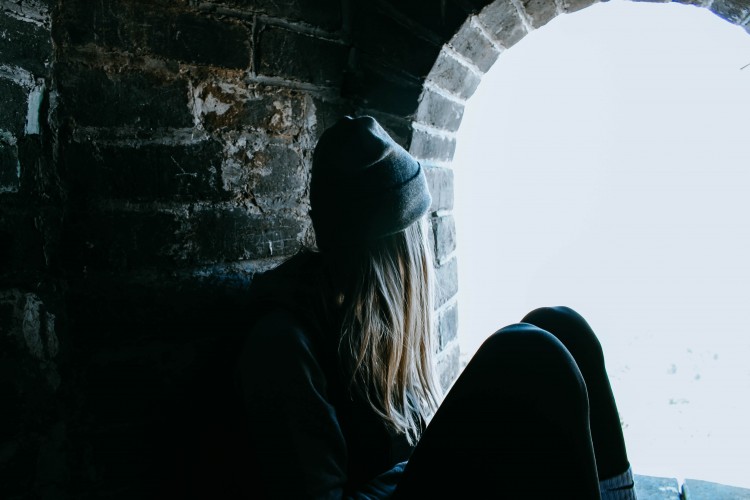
393,306,630,499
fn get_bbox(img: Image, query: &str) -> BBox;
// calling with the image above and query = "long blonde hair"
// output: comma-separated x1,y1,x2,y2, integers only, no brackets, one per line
333,218,442,444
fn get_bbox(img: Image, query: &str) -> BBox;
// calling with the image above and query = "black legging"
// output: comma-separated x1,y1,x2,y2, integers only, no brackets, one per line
393,306,629,499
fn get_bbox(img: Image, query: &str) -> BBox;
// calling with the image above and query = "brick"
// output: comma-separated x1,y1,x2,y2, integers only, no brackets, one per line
683,478,750,499
350,4,441,77
517,0,557,29
66,140,224,202
410,128,456,163
435,256,458,306
438,302,458,350
448,20,500,73
226,89,307,137
257,26,348,86
633,475,680,500
0,79,28,136
477,0,527,47
384,0,471,39
58,65,192,128
145,14,251,68
424,165,454,212
68,209,183,271
62,0,137,50
672,0,704,6
73,206,307,270
431,214,456,262
345,58,422,116
190,207,307,263
437,341,460,390
0,11,53,77
311,97,352,141
0,135,20,193
562,0,598,14
0,206,46,275
710,0,750,25
426,51,481,100
222,141,306,210
416,89,465,132
226,0,343,31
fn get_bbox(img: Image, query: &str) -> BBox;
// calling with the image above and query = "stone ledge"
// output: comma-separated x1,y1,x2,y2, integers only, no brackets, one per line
634,474,750,499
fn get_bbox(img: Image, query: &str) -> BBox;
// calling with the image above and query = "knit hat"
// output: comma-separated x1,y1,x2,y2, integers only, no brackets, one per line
310,116,432,250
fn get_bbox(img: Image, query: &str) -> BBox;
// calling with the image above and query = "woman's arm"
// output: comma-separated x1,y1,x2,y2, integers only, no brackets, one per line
238,309,404,499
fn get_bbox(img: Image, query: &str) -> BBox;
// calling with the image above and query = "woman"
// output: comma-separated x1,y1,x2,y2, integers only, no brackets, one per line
238,116,636,499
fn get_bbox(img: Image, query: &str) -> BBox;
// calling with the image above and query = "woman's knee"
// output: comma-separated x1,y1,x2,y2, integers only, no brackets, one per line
471,323,588,399
521,306,604,363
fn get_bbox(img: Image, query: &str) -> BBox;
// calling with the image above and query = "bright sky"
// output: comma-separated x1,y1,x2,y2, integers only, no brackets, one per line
453,0,750,489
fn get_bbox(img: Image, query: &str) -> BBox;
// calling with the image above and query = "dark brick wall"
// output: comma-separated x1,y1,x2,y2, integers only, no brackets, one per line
3,0,750,496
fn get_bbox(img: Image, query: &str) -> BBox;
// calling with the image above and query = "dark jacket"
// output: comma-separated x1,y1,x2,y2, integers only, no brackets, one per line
237,250,413,499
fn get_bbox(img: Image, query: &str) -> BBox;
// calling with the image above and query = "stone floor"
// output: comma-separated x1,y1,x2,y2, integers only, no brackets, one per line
635,475,750,499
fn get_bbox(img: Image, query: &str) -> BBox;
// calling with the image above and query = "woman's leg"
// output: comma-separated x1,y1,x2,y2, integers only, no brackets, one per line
393,323,601,499
521,306,631,482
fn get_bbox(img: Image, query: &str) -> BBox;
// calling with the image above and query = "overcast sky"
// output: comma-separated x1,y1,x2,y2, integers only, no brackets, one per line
453,0,750,488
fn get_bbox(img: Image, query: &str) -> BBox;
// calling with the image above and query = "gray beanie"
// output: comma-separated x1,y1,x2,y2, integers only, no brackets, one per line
310,116,432,250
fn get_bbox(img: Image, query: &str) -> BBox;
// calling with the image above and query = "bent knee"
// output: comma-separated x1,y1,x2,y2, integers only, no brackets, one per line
522,306,604,363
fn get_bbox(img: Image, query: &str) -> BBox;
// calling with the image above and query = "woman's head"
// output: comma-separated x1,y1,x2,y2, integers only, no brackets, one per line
310,116,441,442
310,116,432,250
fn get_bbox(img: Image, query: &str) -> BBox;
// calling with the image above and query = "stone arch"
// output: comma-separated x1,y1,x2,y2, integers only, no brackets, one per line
409,0,750,382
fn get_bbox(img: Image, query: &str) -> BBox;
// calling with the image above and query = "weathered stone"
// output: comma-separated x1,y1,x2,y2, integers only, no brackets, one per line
58,65,192,128
416,88,465,132
562,0,598,14
435,256,458,306
410,128,456,163
346,58,422,116
190,207,307,263
257,25,348,86
710,0,750,25
633,475,681,500
221,140,307,210
518,0,557,29
683,478,750,499
478,0,528,47
672,0,704,6
226,0,343,31
146,14,251,68
438,302,458,350
431,214,456,263
0,205,46,273
62,0,137,50
426,50,482,100
385,0,471,40
350,4,442,77
437,341,460,390
0,79,28,136
448,19,500,73
237,90,307,137
0,11,53,77
311,96,352,141
424,165,454,212
0,134,20,193
74,205,307,270
66,139,224,202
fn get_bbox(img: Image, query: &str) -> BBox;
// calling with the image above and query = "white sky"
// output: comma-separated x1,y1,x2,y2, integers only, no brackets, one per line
453,0,750,489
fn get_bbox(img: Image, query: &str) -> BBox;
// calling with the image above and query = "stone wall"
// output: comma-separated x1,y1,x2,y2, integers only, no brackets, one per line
2,0,750,497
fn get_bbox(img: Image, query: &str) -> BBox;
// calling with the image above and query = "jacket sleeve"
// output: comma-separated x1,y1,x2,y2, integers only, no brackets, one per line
237,309,404,499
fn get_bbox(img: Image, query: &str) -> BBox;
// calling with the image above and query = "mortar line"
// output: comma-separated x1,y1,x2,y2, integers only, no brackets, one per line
470,15,507,54
509,0,535,34
422,80,467,106
441,44,486,77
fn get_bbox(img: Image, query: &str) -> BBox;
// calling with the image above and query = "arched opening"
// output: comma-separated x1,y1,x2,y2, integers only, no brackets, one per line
452,0,750,489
